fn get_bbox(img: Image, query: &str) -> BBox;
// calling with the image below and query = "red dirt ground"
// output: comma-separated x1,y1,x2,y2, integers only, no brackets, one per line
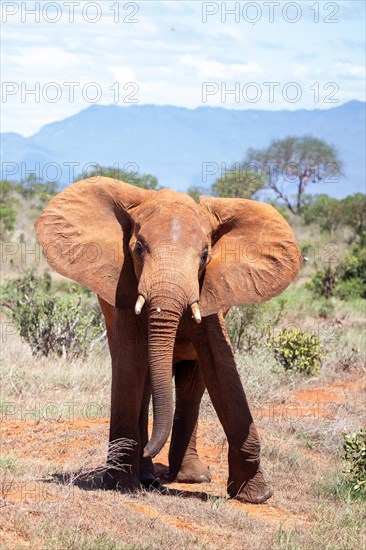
1,374,364,544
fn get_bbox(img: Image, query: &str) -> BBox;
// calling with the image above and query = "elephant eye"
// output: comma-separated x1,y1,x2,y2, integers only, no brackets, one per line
134,240,144,257
200,247,209,266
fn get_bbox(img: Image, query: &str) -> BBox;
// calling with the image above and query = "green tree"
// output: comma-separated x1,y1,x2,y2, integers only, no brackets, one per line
305,266,338,299
186,186,210,203
246,136,343,214
303,193,366,240
341,193,366,240
303,194,345,233
75,166,162,190
187,165,263,202
211,163,264,199
0,180,17,240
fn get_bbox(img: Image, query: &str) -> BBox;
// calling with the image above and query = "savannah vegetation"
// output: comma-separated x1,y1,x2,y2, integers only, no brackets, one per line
0,138,365,549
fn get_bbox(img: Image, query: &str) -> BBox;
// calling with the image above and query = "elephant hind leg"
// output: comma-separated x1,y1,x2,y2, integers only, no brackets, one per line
193,314,272,504
166,360,211,484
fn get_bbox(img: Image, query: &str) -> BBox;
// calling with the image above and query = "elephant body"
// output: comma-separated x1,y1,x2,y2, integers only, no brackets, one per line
35,178,302,504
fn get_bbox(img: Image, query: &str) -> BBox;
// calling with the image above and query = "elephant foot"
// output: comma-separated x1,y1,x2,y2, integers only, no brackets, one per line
228,467,273,504
177,458,212,483
101,467,141,493
140,472,161,489
163,458,212,484
139,456,161,488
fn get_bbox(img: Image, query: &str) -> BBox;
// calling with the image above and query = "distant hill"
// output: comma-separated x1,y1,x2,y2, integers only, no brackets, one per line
1,101,365,197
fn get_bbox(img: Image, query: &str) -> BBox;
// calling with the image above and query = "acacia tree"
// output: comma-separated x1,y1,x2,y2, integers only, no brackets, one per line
246,136,343,214
211,163,265,199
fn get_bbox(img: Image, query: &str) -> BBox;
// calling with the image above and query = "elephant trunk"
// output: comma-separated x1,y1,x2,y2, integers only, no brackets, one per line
143,298,182,459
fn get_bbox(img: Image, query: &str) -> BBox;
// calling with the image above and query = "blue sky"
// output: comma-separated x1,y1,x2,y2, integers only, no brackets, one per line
1,0,365,136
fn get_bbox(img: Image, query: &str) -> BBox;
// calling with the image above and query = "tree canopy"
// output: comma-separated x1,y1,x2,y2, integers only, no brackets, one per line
187,165,264,202
246,136,343,214
74,166,161,191
303,193,366,239
211,164,265,199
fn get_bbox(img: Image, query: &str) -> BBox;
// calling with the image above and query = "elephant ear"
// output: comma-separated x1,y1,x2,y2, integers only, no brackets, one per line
35,177,155,307
198,197,302,316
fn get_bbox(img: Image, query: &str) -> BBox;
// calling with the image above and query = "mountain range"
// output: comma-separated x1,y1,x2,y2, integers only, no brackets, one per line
1,100,365,197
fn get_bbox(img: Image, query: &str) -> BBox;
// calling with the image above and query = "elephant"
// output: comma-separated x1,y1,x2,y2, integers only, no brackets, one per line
35,177,302,504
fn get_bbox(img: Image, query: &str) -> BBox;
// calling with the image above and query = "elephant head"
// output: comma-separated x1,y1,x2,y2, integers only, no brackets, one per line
35,177,302,459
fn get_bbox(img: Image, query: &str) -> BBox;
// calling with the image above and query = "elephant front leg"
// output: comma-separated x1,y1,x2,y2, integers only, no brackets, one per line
138,377,158,487
193,314,273,504
105,311,148,492
166,360,211,484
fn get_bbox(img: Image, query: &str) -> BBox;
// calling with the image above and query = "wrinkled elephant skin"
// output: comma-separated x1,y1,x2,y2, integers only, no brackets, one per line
35,177,302,504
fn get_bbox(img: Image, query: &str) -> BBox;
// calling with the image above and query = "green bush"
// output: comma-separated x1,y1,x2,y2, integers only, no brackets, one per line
342,429,366,495
1,269,105,358
338,243,366,280
335,278,365,301
305,266,338,299
270,327,322,375
318,299,335,319
305,241,366,301
0,180,17,239
335,242,366,300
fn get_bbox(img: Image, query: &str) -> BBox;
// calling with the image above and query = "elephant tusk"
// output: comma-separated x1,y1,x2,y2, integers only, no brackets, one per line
191,302,202,324
135,295,145,315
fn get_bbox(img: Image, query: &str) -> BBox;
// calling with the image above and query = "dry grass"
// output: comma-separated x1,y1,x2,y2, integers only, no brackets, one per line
1,327,111,409
1,323,365,549
0,485,276,549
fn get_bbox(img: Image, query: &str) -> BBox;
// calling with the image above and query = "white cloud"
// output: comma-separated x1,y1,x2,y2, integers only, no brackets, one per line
292,63,311,79
180,56,263,79
6,46,91,71
334,63,366,78
108,66,137,83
